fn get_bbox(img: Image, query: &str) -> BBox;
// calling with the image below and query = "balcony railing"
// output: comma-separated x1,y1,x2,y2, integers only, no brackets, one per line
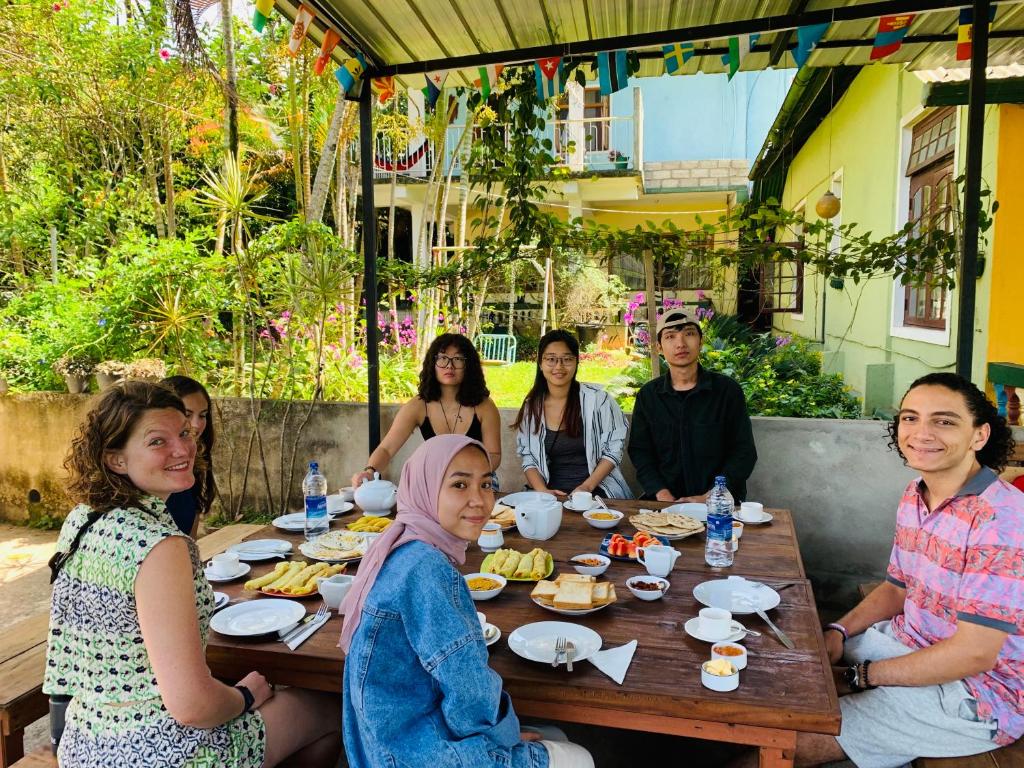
364,113,639,181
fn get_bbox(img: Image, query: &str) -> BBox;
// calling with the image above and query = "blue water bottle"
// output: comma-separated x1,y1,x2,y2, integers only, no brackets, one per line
303,461,329,541
704,476,735,567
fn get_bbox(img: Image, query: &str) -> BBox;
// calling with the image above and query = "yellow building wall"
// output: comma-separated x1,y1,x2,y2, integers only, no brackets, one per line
986,104,1024,370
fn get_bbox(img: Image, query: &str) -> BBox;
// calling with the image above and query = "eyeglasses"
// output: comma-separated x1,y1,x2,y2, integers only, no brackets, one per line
541,355,577,368
435,354,467,369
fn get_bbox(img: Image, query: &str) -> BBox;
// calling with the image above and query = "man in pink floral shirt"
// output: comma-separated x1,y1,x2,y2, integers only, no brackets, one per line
790,373,1023,767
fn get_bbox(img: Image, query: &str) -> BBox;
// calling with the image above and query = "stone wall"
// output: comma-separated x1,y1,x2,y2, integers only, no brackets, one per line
643,159,750,193
0,392,937,606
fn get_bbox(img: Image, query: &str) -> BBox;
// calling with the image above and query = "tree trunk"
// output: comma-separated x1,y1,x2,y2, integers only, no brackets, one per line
162,118,177,238
140,124,166,238
301,55,312,215
0,123,23,275
288,60,306,218
643,249,659,380
307,91,350,224
220,0,238,156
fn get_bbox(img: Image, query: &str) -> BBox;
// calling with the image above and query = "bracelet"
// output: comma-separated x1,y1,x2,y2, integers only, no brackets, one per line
824,622,849,641
235,685,255,715
861,659,878,690
363,465,377,475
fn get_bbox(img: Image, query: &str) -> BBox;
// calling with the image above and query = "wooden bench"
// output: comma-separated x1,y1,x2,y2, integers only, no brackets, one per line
10,750,56,768
0,615,49,768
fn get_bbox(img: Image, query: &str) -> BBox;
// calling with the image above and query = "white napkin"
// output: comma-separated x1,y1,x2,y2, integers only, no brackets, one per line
286,613,331,650
587,640,637,685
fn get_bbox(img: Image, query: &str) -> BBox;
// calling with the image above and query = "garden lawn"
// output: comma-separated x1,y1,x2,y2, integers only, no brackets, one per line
479,353,634,409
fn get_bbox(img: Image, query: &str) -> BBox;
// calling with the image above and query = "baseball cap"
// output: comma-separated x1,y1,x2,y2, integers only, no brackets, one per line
655,308,701,341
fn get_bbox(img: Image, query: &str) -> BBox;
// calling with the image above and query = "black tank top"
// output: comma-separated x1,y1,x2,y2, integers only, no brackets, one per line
419,402,484,442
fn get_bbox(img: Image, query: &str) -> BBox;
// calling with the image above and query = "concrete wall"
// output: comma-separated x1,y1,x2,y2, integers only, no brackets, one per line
0,393,936,607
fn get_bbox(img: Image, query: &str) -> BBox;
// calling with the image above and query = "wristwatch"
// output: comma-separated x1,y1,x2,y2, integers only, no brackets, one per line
843,663,863,692
235,685,255,715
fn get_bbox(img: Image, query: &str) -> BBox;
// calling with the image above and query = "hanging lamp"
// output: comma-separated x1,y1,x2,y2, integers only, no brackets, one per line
816,190,841,219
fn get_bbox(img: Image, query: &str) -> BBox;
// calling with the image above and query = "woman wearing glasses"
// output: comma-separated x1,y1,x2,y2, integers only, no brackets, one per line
513,329,632,499
351,333,502,487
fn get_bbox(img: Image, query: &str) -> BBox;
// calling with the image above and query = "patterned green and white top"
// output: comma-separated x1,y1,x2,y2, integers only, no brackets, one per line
44,497,265,767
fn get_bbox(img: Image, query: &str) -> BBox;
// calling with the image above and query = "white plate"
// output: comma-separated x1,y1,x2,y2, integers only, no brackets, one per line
663,502,709,522
299,532,378,563
204,563,251,583
684,617,748,644
228,540,293,561
272,513,309,532
693,579,781,615
210,599,306,637
213,591,229,610
484,624,501,647
508,621,603,664
736,511,774,525
500,491,556,507
328,501,355,516
530,597,614,617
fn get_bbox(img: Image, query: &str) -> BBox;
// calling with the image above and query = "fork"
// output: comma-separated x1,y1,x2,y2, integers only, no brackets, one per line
553,636,566,668
281,603,328,643
565,640,575,672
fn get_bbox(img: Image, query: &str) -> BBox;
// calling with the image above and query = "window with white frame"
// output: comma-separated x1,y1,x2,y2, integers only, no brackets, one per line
761,203,805,313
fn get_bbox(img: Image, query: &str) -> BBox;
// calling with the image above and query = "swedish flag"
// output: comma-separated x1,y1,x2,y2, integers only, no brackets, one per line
663,43,693,75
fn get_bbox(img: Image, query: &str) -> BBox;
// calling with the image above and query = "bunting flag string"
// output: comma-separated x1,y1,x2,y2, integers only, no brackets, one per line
475,64,504,98
372,76,395,104
534,57,564,101
423,71,448,111
722,34,758,80
287,5,315,57
375,139,430,171
957,7,996,61
313,29,341,76
334,52,366,96
662,42,693,75
794,23,828,68
252,0,274,33
597,50,630,96
870,13,915,60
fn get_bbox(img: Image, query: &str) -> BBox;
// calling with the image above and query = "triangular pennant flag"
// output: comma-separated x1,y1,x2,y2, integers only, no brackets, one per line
662,42,694,75
313,29,341,76
252,0,274,33
534,57,563,101
423,70,448,111
957,7,996,61
598,50,629,96
474,64,504,98
372,76,395,104
287,4,315,57
722,34,759,80
794,23,828,68
334,53,366,96
870,14,915,60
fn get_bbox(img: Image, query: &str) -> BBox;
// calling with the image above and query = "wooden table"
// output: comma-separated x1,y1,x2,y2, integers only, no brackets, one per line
206,501,839,767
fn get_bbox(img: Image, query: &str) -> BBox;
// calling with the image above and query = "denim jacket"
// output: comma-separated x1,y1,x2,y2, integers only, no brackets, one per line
343,540,549,768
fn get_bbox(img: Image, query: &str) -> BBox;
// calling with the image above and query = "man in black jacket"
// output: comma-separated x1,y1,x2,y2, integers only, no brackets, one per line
627,308,757,502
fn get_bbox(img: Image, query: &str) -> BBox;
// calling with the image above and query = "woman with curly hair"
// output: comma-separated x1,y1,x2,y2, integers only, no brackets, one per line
161,375,217,537
351,333,501,487
45,381,340,767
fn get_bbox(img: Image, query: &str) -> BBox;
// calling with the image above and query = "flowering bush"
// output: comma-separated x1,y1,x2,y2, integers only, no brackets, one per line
608,150,626,162
95,360,128,375
127,358,167,379
53,355,94,377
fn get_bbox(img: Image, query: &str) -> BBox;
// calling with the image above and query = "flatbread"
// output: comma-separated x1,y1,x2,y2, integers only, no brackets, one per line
629,512,705,537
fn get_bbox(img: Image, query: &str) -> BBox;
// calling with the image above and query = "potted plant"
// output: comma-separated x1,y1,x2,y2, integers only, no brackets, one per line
127,357,167,381
94,360,129,390
53,355,94,394
609,149,629,170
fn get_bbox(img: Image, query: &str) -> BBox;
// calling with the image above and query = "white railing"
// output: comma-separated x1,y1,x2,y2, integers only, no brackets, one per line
365,113,638,180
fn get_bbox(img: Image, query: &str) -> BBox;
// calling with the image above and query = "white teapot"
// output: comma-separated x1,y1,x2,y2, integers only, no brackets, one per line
514,497,562,541
354,472,397,517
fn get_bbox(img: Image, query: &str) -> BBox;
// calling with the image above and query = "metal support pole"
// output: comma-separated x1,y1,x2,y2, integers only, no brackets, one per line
359,85,381,451
956,0,989,380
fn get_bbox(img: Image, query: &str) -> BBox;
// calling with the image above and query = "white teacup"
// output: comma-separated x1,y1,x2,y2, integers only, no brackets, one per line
339,486,356,502
477,523,504,552
571,491,594,509
698,607,733,640
738,502,765,522
476,611,487,631
326,494,347,514
318,574,355,611
208,552,240,577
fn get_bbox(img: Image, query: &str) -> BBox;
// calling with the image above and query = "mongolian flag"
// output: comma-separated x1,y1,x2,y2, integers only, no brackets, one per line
334,53,366,97
870,14,915,60
475,64,504,98
372,76,395,104
252,0,274,33
722,34,759,80
598,50,630,96
794,23,828,68
957,7,996,61
313,29,341,76
287,4,315,57
663,42,693,75
534,57,564,101
423,70,448,111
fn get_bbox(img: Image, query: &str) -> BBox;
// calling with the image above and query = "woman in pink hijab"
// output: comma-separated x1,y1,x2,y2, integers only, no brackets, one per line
339,434,592,768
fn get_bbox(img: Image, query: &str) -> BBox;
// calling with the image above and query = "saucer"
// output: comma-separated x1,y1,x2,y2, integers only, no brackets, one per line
736,512,773,525
212,591,229,610
683,617,747,644
204,563,251,583
563,500,599,513
484,624,501,647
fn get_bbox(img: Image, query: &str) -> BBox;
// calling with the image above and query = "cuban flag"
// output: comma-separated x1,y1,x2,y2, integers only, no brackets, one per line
534,57,563,101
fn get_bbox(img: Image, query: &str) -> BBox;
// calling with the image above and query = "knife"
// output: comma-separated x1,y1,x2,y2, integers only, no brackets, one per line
287,613,331,650
279,614,318,643
738,596,795,649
